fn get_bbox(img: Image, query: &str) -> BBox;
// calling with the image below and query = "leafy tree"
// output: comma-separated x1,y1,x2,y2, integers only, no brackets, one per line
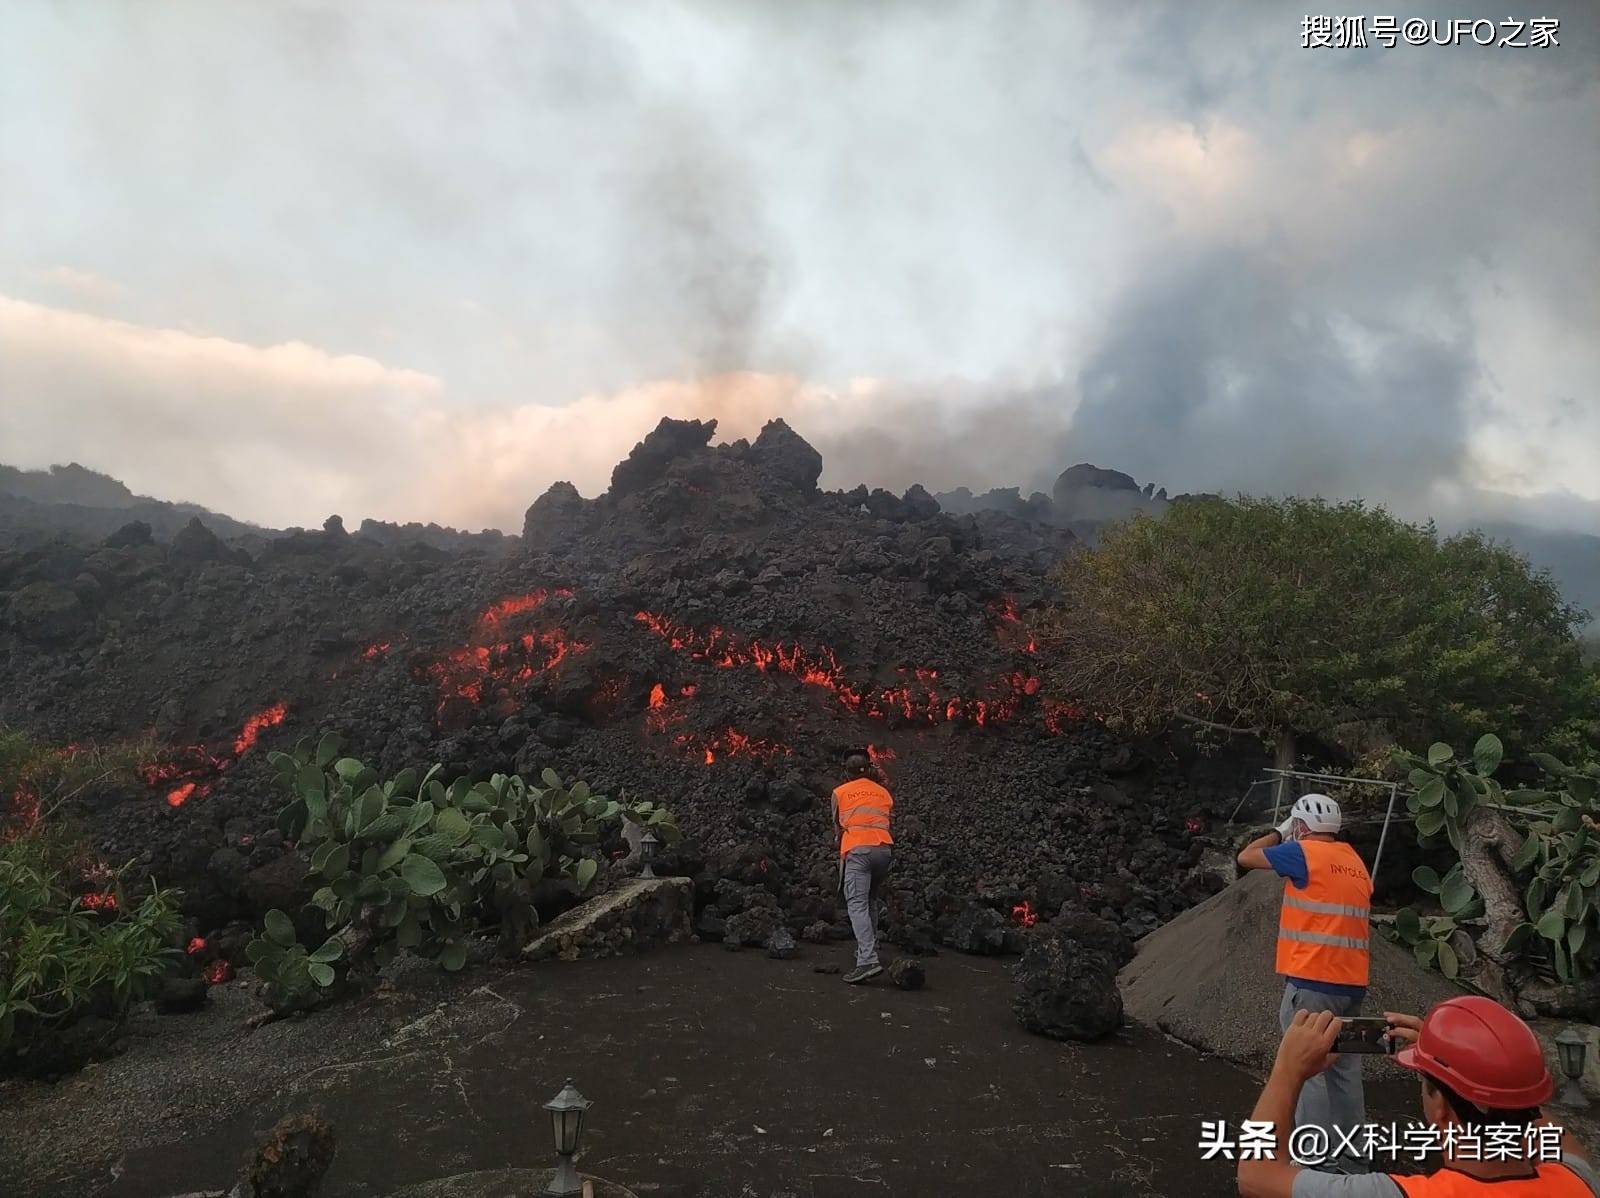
1036,496,1596,764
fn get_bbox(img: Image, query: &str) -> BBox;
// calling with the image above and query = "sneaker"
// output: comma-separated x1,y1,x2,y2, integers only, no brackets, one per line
843,963,883,984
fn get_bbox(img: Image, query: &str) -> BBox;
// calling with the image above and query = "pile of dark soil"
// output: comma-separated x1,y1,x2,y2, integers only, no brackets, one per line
1119,870,1466,1071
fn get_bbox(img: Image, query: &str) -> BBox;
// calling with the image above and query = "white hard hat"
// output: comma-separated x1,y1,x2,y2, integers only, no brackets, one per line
1288,793,1342,834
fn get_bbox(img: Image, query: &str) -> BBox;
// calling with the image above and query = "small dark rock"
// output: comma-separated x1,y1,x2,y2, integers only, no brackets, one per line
813,963,842,975
888,959,925,990
765,927,798,959
723,905,780,948
155,975,210,1014
239,1111,336,1198
942,903,1010,956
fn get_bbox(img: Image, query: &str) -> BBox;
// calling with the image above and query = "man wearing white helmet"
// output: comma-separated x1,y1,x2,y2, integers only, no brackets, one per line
1238,793,1374,1172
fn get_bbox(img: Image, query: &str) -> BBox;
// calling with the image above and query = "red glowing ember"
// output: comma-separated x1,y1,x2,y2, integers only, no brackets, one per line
233,702,288,756
635,611,1058,732
1184,816,1206,835
361,641,392,661
81,891,118,912
1041,700,1085,735
139,703,287,808
425,592,587,719
187,937,207,955
675,727,791,766
167,781,203,807
866,744,897,767
202,960,233,985
990,596,1038,654
6,784,41,837
1011,901,1038,928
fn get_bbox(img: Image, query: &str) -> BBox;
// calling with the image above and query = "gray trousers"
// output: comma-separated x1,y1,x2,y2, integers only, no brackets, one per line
841,846,892,967
1278,981,1366,1168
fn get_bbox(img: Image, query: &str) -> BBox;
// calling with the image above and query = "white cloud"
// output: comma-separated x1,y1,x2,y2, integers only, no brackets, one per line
32,265,125,307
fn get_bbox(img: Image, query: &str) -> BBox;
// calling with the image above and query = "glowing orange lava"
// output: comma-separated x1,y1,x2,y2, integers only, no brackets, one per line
234,703,288,756
990,596,1038,654
677,727,791,765
187,937,207,955
635,611,1053,730
202,960,233,984
81,892,118,912
426,592,587,718
166,782,197,807
139,703,288,807
1011,900,1038,928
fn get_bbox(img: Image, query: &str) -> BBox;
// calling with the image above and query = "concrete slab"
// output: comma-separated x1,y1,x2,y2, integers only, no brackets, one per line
524,877,693,963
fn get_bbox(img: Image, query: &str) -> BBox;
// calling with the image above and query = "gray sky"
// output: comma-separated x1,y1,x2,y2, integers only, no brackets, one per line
1,1,1596,533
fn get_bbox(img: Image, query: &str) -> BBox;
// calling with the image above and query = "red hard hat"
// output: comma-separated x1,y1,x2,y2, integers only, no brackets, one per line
1394,995,1553,1109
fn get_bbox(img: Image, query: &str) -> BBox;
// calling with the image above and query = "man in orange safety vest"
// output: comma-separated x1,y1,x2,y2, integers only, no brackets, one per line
1239,793,1373,1170
832,752,893,984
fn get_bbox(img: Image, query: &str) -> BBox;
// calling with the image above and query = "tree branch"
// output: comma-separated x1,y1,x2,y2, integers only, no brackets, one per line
1175,712,1261,737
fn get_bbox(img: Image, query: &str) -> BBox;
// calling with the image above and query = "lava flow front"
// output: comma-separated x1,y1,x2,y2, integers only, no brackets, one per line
137,701,290,807
635,610,1062,731
425,590,588,720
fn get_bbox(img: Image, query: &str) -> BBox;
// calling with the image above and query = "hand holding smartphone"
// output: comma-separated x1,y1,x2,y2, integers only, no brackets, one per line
1334,1016,1397,1054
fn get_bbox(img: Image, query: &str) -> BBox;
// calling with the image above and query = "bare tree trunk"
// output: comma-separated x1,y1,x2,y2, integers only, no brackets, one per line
1273,729,1296,820
1459,805,1525,966
1512,974,1600,1021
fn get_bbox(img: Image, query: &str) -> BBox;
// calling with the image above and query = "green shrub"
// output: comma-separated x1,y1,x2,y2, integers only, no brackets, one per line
246,733,679,1009
1,726,160,836
0,824,180,1067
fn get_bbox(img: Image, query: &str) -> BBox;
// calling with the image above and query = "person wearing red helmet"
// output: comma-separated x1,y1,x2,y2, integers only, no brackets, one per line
1236,997,1597,1197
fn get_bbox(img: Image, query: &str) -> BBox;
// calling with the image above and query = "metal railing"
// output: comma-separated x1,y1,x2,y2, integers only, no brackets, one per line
1230,768,1402,878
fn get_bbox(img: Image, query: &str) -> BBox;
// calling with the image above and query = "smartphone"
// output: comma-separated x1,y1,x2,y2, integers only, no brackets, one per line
1334,1016,1395,1054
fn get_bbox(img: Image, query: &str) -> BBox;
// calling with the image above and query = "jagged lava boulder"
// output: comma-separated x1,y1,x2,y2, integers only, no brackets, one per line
1012,913,1132,1041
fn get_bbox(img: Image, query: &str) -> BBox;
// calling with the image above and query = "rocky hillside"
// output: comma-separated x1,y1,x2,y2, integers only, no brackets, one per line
0,419,1250,968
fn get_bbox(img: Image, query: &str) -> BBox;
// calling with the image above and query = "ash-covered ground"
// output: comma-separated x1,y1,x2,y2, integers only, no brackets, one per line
0,418,1257,963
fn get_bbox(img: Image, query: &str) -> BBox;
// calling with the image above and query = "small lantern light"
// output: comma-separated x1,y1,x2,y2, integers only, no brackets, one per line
1555,1027,1589,1109
542,1078,591,1196
639,829,659,879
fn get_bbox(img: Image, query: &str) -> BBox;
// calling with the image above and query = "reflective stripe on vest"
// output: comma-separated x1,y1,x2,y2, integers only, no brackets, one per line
834,779,894,857
1392,1163,1593,1197
1275,839,1373,987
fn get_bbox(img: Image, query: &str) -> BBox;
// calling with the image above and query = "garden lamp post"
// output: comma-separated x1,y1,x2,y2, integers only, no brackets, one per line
542,1078,591,1196
639,829,659,879
1555,1027,1590,1109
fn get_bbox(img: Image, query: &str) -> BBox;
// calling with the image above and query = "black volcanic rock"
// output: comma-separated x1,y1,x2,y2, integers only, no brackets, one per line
521,481,588,545
171,517,228,563
103,520,154,549
1012,913,1129,1041
1053,463,1141,497
748,418,823,491
6,580,87,642
610,417,718,498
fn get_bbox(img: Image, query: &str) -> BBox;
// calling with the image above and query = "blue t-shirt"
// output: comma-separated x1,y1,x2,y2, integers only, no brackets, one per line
1264,840,1367,1000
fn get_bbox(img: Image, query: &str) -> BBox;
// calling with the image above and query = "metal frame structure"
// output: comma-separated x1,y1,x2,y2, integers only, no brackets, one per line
1230,768,1403,878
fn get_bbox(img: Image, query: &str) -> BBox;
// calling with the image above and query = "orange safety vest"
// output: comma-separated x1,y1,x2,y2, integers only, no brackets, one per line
1392,1163,1592,1196
832,778,894,857
1275,839,1372,987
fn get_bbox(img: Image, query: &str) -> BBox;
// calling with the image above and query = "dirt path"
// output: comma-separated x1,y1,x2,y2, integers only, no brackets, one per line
0,945,1416,1197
